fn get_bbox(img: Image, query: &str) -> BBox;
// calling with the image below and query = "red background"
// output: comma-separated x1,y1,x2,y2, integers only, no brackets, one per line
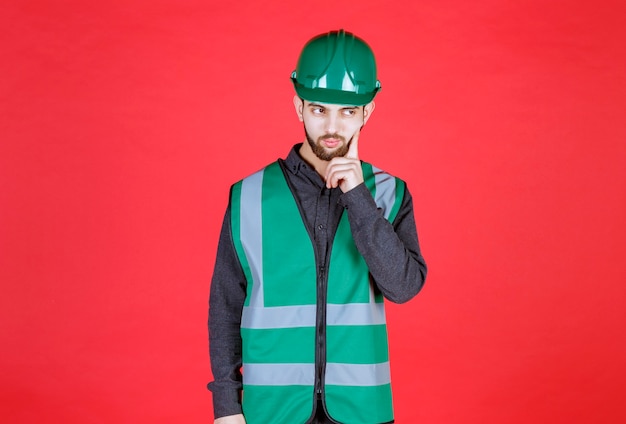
2,1,625,423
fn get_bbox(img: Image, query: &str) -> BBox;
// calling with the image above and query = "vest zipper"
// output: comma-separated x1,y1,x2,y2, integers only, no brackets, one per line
277,160,334,419
316,264,327,400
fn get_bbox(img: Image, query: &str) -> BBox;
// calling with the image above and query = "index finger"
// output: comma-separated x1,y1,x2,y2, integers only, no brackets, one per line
346,131,360,160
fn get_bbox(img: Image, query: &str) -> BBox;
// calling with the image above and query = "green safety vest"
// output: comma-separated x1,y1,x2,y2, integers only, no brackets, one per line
230,160,405,424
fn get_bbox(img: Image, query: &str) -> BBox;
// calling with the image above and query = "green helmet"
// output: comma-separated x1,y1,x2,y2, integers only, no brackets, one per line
291,29,381,106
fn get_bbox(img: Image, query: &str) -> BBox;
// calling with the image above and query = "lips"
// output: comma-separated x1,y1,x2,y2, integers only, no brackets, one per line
323,139,341,148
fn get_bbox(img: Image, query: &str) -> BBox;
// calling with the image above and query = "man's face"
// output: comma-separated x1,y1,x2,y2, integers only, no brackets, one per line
294,97,374,161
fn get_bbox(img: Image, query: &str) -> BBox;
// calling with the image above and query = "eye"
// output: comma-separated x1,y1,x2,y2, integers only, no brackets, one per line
311,107,325,115
342,108,356,116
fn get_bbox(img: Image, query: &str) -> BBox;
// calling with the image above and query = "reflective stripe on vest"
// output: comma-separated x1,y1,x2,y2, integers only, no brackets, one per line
230,160,405,424
243,362,391,386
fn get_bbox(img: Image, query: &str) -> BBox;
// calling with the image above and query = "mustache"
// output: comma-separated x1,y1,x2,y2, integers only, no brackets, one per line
319,133,346,142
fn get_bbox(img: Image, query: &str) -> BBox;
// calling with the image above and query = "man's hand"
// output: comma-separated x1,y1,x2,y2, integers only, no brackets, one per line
214,414,246,424
325,131,364,192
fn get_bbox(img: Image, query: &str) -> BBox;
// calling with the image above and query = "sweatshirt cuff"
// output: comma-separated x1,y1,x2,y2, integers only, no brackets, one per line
210,387,243,419
337,182,380,221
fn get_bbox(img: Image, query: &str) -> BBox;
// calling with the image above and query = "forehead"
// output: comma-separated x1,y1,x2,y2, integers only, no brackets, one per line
303,100,359,109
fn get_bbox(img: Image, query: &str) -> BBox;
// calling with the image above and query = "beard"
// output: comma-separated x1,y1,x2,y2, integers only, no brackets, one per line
305,128,352,161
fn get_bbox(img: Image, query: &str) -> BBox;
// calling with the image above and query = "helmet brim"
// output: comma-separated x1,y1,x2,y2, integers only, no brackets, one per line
293,83,379,107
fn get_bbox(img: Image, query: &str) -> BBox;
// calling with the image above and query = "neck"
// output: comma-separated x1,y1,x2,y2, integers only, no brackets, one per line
298,142,329,179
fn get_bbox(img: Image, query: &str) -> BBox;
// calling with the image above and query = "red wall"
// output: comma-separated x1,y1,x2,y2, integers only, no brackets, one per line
2,1,625,422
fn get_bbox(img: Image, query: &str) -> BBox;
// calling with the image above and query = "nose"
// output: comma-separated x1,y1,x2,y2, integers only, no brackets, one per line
325,112,339,134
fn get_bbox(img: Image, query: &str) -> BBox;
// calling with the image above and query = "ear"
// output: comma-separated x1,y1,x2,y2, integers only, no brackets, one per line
293,95,304,122
362,101,375,125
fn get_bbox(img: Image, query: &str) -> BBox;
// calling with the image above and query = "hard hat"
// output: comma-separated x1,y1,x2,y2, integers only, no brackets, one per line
291,29,381,106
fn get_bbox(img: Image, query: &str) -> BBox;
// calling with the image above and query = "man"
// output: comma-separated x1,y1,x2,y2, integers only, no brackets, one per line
208,29,427,424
